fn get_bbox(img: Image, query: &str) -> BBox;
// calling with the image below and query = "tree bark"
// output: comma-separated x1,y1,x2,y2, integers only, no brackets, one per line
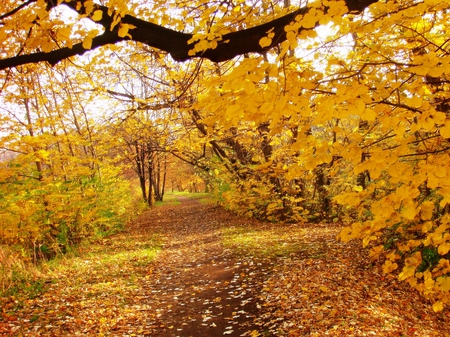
0,0,379,70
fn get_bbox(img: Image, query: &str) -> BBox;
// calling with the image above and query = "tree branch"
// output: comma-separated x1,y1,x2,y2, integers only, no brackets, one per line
0,0,379,70
0,30,123,69
0,0,37,21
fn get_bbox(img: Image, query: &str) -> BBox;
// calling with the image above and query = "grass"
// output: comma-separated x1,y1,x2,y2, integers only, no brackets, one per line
1,231,163,308
47,233,162,276
221,223,332,259
0,246,48,300
221,225,309,258
154,193,181,206
183,192,216,204
155,191,216,206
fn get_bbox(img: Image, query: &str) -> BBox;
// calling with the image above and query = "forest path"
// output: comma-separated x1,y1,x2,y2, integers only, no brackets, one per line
2,194,450,336
2,195,271,337
123,196,271,336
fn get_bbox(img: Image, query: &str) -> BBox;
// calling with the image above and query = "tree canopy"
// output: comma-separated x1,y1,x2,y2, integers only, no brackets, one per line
2,0,450,312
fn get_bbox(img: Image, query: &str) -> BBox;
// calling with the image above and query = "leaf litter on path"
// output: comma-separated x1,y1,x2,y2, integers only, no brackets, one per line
1,197,271,337
1,196,449,336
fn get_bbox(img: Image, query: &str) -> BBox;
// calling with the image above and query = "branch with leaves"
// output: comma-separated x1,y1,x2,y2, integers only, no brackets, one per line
0,0,378,70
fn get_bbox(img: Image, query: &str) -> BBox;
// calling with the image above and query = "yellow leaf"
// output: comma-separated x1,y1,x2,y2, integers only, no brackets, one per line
82,29,99,50
92,10,103,21
386,252,400,261
438,242,450,255
118,24,135,38
410,65,429,76
406,251,422,267
401,200,417,220
432,301,444,312
407,96,423,107
83,0,95,15
118,24,129,38
286,31,298,45
382,260,398,274
362,108,376,121
440,122,450,139
57,27,72,47
82,36,93,50
267,202,279,210
225,104,241,116
436,276,450,292
339,227,353,242
362,235,377,248
421,201,435,221
41,37,54,53
369,245,384,259
259,36,272,48
301,9,319,29
399,265,416,281
210,40,218,50
243,80,256,95
353,185,363,192
432,259,450,277
249,330,260,337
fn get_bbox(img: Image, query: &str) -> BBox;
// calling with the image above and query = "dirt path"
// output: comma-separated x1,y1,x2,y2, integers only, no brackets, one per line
128,196,270,336
2,195,450,336
1,196,271,337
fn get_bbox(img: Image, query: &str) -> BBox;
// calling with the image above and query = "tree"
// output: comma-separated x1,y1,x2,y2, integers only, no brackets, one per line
0,61,141,259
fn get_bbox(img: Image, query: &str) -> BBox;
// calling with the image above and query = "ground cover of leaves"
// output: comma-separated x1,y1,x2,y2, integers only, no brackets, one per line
1,195,449,336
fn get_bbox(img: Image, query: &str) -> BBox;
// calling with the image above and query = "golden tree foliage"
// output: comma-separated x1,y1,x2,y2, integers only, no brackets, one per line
0,61,142,259
1,0,450,310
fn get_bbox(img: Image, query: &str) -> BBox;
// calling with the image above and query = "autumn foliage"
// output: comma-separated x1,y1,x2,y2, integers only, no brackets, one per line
1,0,450,311
0,61,145,262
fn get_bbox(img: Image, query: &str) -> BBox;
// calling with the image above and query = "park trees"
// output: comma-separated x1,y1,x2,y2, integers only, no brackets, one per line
0,59,142,259
1,0,450,311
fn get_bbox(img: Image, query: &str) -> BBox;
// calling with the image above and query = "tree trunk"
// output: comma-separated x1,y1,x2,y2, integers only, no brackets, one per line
148,155,153,207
